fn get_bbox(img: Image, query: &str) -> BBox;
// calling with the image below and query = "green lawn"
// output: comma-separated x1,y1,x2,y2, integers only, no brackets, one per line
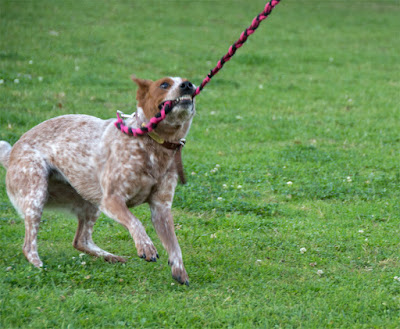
1,0,400,327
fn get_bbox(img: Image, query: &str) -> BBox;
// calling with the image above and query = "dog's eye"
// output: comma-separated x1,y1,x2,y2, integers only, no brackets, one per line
160,82,170,89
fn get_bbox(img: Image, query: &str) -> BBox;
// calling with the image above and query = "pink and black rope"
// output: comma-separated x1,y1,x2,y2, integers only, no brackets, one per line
192,0,281,97
115,0,281,136
115,100,175,137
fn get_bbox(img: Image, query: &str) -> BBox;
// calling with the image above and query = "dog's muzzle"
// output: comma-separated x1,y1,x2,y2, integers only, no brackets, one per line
158,81,195,111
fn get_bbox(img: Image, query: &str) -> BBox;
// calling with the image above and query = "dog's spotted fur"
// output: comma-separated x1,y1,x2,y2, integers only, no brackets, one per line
0,76,196,285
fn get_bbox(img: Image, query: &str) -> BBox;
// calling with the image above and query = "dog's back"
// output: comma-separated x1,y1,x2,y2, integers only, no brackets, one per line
6,114,114,206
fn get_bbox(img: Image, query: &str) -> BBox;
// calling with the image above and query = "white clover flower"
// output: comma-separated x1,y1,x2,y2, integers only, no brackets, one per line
29,60,33,65
38,76,43,82
210,111,216,115
215,164,220,168
317,270,324,276
236,115,243,120
300,247,307,254
210,233,217,239
222,184,227,189
79,253,85,258
358,230,364,233
346,176,352,182
81,261,86,266
217,197,223,201
191,172,196,176
259,84,264,89
14,79,19,84
0,79,4,84
287,181,293,186
237,185,243,189
394,276,400,282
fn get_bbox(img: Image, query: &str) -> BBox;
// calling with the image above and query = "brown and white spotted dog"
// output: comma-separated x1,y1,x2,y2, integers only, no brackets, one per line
0,76,196,285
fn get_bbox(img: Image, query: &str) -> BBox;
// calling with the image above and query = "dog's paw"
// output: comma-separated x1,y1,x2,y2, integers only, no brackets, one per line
31,259,44,269
169,259,189,286
23,250,43,268
104,254,126,263
136,239,158,262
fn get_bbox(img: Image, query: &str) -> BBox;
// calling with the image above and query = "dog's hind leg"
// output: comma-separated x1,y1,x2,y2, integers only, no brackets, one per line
6,155,49,268
23,212,43,268
72,202,126,263
46,180,126,263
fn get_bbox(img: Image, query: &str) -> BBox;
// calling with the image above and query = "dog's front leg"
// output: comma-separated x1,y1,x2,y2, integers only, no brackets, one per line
101,195,158,262
149,197,189,285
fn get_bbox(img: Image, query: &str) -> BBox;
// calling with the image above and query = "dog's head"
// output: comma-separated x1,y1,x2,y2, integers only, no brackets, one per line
132,76,196,140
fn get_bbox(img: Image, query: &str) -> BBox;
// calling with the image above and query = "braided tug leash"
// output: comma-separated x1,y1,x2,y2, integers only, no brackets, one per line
115,0,281,136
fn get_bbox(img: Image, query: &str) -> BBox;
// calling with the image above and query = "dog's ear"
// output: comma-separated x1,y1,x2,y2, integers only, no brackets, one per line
131,75,153,105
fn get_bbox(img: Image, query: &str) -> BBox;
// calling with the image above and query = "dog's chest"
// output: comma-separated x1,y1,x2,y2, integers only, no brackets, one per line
111,138,176,206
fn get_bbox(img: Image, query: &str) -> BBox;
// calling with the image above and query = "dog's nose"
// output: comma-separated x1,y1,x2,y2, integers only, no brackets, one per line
180,81,194,93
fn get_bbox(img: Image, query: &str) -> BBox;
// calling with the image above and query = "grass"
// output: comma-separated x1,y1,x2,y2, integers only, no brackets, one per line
1,0,400,327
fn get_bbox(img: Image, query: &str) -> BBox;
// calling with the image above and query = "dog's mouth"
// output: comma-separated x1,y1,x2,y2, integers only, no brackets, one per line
158,95,193,110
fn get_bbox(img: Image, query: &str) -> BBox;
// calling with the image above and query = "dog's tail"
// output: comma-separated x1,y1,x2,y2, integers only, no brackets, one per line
0,141,12,169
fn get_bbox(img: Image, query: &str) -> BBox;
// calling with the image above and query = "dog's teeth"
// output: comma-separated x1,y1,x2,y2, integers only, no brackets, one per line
174,95,192,103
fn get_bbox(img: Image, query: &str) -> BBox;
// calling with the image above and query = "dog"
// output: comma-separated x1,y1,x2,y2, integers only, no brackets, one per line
0,76,196,285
